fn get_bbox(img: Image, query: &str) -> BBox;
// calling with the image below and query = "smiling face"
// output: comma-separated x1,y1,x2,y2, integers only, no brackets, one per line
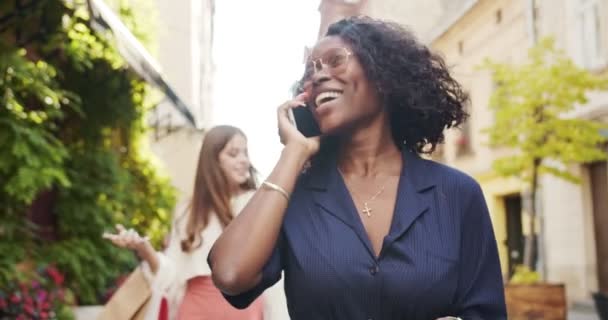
303,36,382,135
218,133,251,191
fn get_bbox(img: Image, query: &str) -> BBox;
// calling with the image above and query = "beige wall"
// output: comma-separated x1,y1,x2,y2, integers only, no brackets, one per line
432,0,529,175
318,0,367,39
359,0,443,41
153,0,214,129
154,0,196,126
536,0,608,72
149,129,204,206
317,0,443,42
539,168,599,301
150,0,214,203
197,0,215,130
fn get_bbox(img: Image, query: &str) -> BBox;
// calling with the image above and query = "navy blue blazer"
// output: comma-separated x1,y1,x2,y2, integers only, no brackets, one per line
218,150,506,320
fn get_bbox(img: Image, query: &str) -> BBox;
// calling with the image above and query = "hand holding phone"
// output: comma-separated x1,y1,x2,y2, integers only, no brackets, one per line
288,104,321,137
276,92,321,157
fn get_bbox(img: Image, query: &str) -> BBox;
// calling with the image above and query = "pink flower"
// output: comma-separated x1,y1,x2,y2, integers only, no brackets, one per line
37,289,48,302
18,283,27,291
56,290,64,301
23,303,34,315
46,266,64,286
10,293,21,303
24,295,33,306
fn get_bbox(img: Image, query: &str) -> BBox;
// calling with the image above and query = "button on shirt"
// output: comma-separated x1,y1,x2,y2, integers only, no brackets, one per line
369,264,378,276
215,150,507,320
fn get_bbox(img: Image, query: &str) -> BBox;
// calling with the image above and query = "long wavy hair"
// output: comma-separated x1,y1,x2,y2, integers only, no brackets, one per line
180,125,257,252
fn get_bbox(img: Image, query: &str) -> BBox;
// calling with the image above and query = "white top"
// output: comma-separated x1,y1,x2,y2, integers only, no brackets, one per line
140,190,255,320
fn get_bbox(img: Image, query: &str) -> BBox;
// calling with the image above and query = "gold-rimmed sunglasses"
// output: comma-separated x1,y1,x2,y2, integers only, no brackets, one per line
303,47,353,80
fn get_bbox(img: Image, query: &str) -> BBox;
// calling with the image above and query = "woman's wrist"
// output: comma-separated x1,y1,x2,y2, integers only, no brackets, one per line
136,241,155,260
136,242,160,273
282,143,314,168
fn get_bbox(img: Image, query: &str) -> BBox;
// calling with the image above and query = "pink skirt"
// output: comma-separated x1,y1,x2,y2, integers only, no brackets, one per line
176,276,263,320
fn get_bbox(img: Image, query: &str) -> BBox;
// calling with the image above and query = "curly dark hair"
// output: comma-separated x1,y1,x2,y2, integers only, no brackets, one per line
298,16,469,154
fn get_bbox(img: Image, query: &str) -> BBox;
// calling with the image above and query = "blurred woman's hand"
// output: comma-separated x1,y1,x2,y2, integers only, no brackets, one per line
277,92,320,159
103,224,150,255
103,224,160,273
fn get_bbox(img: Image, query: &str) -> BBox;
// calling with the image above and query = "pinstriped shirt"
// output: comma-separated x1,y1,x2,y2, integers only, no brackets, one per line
218,150,506,320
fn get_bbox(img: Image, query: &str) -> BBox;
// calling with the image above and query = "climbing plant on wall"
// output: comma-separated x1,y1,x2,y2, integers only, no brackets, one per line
0,0,176,308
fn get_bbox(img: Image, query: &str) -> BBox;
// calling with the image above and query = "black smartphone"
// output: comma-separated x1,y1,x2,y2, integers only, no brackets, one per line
289,105,321,137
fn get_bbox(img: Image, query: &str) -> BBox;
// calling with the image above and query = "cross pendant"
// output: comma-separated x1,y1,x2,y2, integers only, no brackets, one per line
362,202,372,217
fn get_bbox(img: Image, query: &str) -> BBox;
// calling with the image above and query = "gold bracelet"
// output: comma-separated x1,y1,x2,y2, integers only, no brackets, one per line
262,181,290,201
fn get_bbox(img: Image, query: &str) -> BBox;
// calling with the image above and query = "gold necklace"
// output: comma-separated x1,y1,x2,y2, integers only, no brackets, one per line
357,185,385,217
339,169,387,217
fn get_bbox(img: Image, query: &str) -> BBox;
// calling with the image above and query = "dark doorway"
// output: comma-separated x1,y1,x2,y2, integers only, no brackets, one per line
504,194,524,278
590,160,608,293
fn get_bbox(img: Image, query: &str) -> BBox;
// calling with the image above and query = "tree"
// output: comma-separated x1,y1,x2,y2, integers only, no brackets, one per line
482,37,608,272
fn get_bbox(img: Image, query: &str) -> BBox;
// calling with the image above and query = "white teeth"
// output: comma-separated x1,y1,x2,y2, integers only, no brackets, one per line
315,91,342,107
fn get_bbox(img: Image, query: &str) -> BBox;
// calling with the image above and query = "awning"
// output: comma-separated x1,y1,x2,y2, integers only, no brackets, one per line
86,0,197,128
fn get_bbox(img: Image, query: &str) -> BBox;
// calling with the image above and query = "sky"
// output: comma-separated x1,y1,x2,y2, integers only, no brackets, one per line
211,1,321,178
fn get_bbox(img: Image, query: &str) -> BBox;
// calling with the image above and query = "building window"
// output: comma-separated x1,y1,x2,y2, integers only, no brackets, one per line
496,9,502,24
458,41,464,55
576,0,605,69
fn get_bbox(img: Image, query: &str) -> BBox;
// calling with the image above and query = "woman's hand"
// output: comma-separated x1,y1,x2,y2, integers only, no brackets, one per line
277,92,320,159
103,224,160,273
103,224,150,256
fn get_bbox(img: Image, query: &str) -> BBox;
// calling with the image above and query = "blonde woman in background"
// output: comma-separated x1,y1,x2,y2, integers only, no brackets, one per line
104,125,263,320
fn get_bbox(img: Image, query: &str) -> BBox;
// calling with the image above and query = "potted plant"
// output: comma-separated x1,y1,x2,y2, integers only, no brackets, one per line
504,265,566,320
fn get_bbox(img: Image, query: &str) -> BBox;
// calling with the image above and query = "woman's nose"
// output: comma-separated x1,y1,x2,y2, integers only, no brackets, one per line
311,65,331,85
